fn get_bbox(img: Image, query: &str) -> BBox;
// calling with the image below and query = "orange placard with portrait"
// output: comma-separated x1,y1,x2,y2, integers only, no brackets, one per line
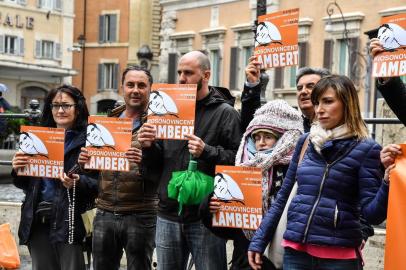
384,144,406,270
372,13,406,77
212,166,262,230
84,116,132,172
254,8,299,69
147,84,197,140
17,126,65,179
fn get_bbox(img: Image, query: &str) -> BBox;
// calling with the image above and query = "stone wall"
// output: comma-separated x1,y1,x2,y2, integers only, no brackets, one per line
374,98,406,146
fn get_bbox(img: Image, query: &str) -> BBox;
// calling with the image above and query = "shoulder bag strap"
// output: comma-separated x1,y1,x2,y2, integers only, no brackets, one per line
298,135,310,166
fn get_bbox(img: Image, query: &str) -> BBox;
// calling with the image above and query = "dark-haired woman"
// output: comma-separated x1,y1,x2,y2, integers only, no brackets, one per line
248,75,390,270
11,85,98,270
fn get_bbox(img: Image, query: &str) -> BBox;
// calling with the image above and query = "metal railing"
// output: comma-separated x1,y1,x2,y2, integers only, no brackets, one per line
0,99,42,166
364,118,402,124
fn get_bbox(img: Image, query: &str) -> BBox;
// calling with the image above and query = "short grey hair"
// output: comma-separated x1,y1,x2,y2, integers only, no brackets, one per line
196,50,211,71
296,67,331,85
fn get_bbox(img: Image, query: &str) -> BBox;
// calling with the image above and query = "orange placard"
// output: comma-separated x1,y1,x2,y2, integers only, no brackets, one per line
17,126,64,179
84,116,132,171
384,144,406,270
372,13,406,77
147,84,197,140
212,166,262,230
254,8,299,69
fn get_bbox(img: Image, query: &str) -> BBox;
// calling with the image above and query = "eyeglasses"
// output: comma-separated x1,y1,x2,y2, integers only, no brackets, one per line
50,104,76,112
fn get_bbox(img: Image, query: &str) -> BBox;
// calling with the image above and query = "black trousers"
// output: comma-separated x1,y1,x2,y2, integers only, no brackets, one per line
230,231,277,270
28,221,86,270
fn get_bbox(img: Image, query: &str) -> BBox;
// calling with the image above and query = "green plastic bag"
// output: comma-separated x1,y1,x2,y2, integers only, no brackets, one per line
168,159,214,215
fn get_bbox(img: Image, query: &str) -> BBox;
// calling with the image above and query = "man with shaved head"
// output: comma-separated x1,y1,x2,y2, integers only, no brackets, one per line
139,51,241,270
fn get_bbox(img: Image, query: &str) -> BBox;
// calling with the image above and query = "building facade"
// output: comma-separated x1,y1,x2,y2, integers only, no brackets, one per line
72,0,161,114
159,0,405,114
0,0,75,110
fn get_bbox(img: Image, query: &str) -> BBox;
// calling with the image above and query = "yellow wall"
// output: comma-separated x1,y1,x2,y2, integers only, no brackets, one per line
174,0,251,88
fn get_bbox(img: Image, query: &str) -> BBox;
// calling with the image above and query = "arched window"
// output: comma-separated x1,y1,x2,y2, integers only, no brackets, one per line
97,99,116,114
21,87,47,110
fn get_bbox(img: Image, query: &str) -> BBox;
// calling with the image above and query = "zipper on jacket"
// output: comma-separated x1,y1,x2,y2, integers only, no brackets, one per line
301,141,360,243
302,164,330,242
334,204,338,228
53,184,61,230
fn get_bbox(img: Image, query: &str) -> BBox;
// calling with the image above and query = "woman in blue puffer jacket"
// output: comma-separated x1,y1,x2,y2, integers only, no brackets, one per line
248,75,390,270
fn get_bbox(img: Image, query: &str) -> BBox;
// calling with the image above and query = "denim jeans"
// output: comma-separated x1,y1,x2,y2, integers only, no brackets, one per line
155,216,227,270
92,209,156,270
283,247,363,270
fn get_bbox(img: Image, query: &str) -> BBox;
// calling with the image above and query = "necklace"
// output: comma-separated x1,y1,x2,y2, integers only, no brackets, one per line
67,181,76,244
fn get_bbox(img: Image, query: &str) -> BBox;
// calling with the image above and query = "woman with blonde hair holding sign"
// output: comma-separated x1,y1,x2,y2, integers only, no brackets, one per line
11,85,98,270
248,75,390,270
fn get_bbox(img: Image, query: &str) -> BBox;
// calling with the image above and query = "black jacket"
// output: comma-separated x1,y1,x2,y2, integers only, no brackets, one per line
13,129,98,245
377,77,406,126
144,86,242,223
241,83,261,131
241,83,312,132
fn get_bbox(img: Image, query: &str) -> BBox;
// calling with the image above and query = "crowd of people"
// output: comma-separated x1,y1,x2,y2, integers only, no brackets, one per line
8,37,404,270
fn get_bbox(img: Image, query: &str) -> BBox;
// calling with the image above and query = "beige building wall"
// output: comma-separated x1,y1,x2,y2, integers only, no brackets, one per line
128,0,161,80
160,0,405,115
0,0,75,109
72,0,130,114
278,0,406,114
72,0,161,113
173,0,252,88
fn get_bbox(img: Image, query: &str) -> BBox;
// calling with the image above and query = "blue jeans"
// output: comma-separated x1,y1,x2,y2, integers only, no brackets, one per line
92,209,156,270
283,247,363,270
155,216,227,270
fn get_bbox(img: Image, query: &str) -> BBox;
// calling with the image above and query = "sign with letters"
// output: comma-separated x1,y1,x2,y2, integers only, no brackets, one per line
84,116,132,172
212,166,262,230
372,13,406,77
147,84,197,140
254,8,300,69
17,126,64,179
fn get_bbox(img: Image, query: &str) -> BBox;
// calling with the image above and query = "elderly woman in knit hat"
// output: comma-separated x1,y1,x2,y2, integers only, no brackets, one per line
200,99,303,270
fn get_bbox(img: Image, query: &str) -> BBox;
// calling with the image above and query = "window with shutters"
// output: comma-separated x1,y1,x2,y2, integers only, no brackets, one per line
98,63,119,91
280,42,308,89
167,53,178,84
4,36,18,55
210,50,220,86
337,39,348,75
231,25,254,91
274,67,284,89
99,14,117,43
323,40,334,71
41,40,54,59
34,40,61,60
200,28,225,86
39,0,53,9
322,13,364,79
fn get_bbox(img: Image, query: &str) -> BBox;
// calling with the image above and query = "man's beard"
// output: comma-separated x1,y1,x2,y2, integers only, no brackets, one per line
197,78,203,91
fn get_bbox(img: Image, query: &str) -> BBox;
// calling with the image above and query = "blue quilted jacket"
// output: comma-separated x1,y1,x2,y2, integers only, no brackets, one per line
249,134,389,253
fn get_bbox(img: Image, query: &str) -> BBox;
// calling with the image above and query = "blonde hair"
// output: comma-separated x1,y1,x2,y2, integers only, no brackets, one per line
311,75,368,139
